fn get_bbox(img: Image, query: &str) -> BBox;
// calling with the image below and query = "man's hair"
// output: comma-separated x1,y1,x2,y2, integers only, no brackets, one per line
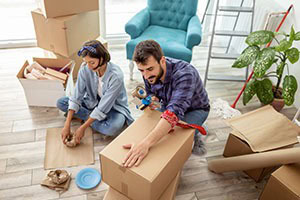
133,40,164,65
79,40,110,66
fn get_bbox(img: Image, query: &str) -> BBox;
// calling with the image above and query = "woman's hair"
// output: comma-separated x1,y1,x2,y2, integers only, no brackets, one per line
133,40,164,65
78,40,110,66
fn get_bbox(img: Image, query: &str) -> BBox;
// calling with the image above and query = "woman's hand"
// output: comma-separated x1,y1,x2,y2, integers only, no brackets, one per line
61,126,71,144
74,125,86,144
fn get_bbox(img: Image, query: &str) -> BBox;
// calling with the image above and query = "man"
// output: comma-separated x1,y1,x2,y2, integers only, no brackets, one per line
122,40,210,168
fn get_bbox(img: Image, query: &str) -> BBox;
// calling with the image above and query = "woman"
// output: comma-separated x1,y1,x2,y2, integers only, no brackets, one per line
57,40,134,145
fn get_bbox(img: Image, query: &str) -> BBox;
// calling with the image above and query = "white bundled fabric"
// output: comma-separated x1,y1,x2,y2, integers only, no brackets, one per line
211,98,241,119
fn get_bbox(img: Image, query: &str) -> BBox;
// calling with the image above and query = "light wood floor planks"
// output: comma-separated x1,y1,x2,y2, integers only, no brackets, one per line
0,39,297,200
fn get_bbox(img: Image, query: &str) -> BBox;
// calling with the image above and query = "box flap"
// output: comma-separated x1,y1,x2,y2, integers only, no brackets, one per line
100,109,194,182
227,105,299,152
273,163,300,197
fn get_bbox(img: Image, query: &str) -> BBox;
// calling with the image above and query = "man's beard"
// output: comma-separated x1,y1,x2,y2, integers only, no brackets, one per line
148,65,164,84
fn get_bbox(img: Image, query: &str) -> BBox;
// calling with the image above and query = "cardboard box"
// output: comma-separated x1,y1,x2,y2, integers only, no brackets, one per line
17,57,74,107
100,109,194,200
223,132,279,182
103,171,181,200
223,105,299,182
44,36,108,81
31,9,99,57
36,0,99,18
259,163,300,200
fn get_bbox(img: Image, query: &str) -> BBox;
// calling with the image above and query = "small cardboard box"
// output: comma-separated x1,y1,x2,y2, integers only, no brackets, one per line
31,9,99,57
100,109,194,200
223,105,299,182
36,0,99,18
259,163,300,200
17,57,74,107
103,171,181,200
44,36,108,81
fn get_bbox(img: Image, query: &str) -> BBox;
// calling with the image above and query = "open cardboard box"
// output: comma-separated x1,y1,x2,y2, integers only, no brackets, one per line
223,105,300,182
17,57,74,107
31,9,99,57
104,171,181,200
44,36,108,81
259,163,300,200
100,109,194,200
36,0,99,18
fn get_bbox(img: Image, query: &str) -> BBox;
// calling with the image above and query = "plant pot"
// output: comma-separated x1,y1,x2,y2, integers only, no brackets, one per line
271,86,284,112
271,98,285,112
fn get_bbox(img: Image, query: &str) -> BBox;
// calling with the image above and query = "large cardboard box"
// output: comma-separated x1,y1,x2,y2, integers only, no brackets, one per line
44,36,108,81
31,9,99,57
100,109,194,200
103,171,181,200
17,57,74,107
36,0,99,18
223,105,299,182
259,163,300,200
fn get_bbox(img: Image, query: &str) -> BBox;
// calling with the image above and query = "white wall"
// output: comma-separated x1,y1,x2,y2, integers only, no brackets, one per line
273,1,300,108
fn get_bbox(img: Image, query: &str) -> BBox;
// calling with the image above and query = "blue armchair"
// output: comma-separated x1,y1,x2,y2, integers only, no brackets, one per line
125,0,202,80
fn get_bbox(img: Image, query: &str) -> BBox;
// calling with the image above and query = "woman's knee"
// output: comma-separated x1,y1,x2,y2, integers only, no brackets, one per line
56,96,69,112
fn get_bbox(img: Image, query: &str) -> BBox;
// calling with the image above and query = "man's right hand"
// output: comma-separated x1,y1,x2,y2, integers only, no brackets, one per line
61,126,71,144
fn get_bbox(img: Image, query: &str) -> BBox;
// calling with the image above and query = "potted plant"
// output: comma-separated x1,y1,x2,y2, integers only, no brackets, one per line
232,26,300,111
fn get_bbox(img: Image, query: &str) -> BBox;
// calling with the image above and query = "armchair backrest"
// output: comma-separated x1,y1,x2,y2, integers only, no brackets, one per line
148,0,198,31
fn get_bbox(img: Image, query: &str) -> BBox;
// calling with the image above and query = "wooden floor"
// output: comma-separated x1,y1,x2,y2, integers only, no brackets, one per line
0,39,297,200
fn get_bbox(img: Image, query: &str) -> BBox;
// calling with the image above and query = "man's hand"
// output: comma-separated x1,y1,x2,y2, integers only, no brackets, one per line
74,125,86,144
122,141,150,168
61,126,71,144
149,96,160,110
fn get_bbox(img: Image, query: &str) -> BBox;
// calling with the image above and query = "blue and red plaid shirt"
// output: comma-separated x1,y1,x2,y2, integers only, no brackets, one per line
144,57,210,120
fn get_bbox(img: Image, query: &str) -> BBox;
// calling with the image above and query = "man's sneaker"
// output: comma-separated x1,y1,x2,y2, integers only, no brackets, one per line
192,133,207,155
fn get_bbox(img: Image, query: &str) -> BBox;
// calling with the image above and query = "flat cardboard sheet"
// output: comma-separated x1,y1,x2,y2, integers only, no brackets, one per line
208,147,300,173
227,105,300,152
44,126,94,169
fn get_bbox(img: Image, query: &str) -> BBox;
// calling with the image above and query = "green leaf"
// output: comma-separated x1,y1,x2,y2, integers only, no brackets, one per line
253,47,276,78
246,30,274,46
295,32,300,41
276,62,285,76
255,79,274,104
243,79,256,105
289,26,295,42
232,46,260,68
286,48,300,64
275,39,292,52
283,75,298,106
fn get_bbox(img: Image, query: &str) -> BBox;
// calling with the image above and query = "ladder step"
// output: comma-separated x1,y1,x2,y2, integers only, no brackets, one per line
211,52,240,59
207,75,246,82
219,6,253,12
215,30,250,37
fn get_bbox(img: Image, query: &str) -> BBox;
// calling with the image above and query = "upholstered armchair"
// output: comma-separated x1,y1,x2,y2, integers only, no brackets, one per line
125,0,202,80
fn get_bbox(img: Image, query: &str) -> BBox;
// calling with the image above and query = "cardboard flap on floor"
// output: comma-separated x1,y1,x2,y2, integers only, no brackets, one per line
100,109,194,200
227,105,300,152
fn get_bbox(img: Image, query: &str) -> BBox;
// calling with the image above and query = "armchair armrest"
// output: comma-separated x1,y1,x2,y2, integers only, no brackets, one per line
185,16,202,49
125,8,150,39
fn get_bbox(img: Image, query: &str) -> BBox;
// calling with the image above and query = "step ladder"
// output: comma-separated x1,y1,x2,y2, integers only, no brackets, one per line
203,0,255,87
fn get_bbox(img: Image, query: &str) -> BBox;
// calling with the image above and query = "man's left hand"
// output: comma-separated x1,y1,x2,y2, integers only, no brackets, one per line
122,141,150,168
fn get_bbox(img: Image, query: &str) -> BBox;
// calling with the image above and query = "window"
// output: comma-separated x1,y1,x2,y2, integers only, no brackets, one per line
0,0,36,41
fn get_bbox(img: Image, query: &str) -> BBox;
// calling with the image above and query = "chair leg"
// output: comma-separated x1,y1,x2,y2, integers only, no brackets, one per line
129,60,134,80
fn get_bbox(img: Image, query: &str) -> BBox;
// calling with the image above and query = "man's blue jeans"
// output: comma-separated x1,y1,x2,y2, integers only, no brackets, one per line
57,97,126,136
